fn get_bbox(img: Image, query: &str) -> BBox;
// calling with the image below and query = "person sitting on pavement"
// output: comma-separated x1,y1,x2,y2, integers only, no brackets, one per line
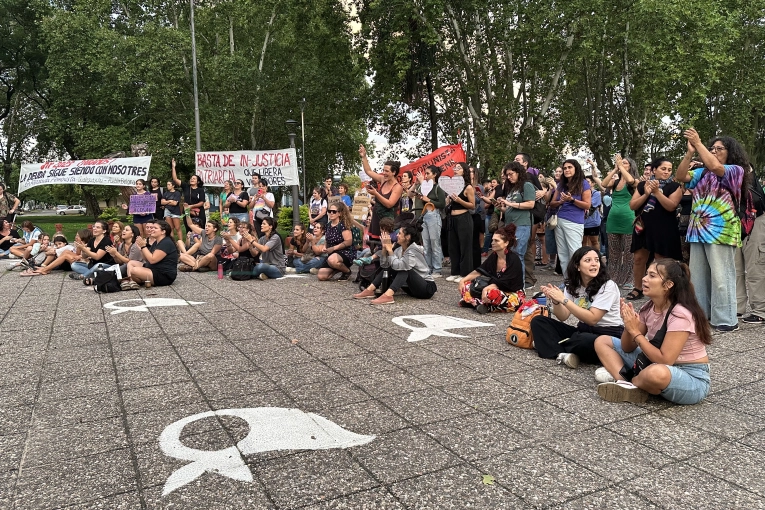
593,259,712,405
105,225,143,281
8,233,51,271
286,223,309,268
353,216,397,265
126,220,179,288
69,220,116,283
9,221,42,260
109,221,124,243
532,246,624,369
242,216,284,280
288,222,327,274
23,229,91,276
35,234,68,270
0,217,21,258
353,222,436,304
458,224,525,314
178,219,223,272
316,202,355,281
218,217,243,270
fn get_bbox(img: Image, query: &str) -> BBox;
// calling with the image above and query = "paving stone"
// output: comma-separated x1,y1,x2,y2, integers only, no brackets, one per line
686,441,765,497
349,368,430,398
32,393,122,429
22,417,129,467
301,487,405,509
380,387,475,426
121,381,206,415
553,487,659,509
658,400,764,439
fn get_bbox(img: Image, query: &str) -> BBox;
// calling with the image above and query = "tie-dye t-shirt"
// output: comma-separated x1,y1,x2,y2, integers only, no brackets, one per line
686,165,744,247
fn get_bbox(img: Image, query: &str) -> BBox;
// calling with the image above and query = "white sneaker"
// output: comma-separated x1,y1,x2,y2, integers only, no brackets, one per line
309,268,319,275
597,380,649,403
431,273,442,278
453,277,463,284
285,267,296,274
595,367,615,383
445,275,457,282
259,273,269,280
556,352,579,369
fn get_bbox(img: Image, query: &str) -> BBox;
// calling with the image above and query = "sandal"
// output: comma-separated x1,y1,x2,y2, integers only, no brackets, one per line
625,289,643,301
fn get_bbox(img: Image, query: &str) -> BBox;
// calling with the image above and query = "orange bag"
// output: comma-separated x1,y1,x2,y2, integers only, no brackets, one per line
506,300,550,349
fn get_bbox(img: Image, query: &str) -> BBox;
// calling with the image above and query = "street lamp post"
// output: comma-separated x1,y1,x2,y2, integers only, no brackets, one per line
300,99,307,205
286,119,300,227
190,0,202,153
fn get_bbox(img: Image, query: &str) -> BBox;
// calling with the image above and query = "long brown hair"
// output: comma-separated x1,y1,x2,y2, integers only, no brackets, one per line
654,259,712,345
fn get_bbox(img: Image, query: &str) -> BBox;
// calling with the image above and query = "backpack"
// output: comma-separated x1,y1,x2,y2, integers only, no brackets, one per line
229,257,254,281
93,270,121,293
506,300,550,349
355,259,382,291
531,200,546,224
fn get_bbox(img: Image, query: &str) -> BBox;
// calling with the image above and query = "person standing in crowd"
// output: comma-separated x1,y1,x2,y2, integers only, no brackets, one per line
514,153,545,288
532,247,623,369
458,224,525,313
338,183,353,207
499,161,536,281
250,179,275,237
481,179,497,257
413,165,446,277
171,158,207,231
735,170,765,324
127,220,179,288
594,260,712,405
121,179,154,238
468,166,485,271
549,159,592,272
309,187,328,227
627,157,683,300
445,162,475,283
602,155,638,288
149,178,164,220
359,144,403,247
316,202,356,281
0,183,20,223
162,180,183,242
353,223,436,304
675,129,746,333
583,175,603,256
543,167,562,273
399,171,416,214
226,179,250,224
324,176,338,197
219,180,234,224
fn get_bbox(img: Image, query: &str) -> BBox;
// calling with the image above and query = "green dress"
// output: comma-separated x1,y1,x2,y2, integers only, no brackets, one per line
606,184,635,235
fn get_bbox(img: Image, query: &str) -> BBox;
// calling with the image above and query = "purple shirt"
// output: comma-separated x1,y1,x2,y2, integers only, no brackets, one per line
556,180,591,224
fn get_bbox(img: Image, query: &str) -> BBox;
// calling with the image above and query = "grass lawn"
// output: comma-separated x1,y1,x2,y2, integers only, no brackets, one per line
23,215,130,242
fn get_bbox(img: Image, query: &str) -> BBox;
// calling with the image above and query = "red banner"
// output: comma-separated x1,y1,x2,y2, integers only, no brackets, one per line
399,145,466,179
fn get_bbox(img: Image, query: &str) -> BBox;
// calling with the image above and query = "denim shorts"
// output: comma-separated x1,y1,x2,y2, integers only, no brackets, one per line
164,209,181,219
611,337,711,405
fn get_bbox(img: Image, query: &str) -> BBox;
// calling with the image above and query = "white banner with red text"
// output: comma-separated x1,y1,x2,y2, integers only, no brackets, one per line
18,157,152,193
195,149,299,188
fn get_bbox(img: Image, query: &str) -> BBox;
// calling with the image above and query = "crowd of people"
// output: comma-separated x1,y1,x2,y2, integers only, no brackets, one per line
1,128,762,406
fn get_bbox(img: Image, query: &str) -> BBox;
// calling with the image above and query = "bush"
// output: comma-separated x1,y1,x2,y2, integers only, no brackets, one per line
99,207,130,223
277,205,310,230
208,211,221,224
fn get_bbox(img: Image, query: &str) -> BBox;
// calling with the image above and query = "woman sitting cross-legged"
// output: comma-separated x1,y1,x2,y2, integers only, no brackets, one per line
177,219,222,271
126,220,178,288
69,220,116,284
353,223,436,304
242,216,285,280
23,229,92,276
317,202,355,281
288,223,327,274
532,246,624,368
457,224,525,314
105,225,144,289
593,259,711,404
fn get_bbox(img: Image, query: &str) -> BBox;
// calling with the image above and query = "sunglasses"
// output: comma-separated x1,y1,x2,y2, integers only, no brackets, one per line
328,210,339,214
708,146,726,153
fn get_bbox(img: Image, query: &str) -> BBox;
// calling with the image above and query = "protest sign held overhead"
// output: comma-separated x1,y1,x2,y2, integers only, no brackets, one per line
399,145,465,179
129,193,157,215
196,149,298,188
18,157,152,194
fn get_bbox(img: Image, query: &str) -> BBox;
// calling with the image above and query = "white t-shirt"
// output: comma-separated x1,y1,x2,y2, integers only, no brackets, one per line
251,192,275,217
310,198,327,217
563,280,622,327
56,244,76,257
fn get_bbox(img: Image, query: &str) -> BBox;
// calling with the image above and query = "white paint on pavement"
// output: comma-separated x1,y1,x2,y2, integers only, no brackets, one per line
392,314,494,342
159,407,375,495
103,298,205,315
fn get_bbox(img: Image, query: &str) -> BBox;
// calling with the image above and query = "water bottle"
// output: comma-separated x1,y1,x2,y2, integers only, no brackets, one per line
217,262,224,279
380,270,389,293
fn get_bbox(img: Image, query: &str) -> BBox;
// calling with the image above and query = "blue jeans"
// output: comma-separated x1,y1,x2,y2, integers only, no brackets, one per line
229,212,249,224
611,337,710,405
293,257,325,273
513,225,531,279
482,216,493,253
251,263,283,279
545,224,557,256
71,261,110,278
689,242,737,327
421,211,443,274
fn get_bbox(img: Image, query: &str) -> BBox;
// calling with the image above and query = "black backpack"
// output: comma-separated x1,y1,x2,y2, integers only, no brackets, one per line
229,257,254,281
93,271,121,293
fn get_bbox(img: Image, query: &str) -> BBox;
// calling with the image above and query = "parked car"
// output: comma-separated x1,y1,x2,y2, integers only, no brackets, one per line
58,205,86,215
56,205,68,212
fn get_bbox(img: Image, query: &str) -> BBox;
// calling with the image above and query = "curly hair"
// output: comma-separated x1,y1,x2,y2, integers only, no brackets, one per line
564,247,611,301
494,223,518,249
502,161,529,196
708,135,751,200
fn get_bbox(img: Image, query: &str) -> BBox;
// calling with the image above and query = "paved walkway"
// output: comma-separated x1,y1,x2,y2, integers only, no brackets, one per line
1,264,763,509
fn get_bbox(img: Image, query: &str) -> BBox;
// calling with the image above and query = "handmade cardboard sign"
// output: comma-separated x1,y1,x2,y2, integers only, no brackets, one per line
437,176,465,198
352,191,371,221
128,193,156,215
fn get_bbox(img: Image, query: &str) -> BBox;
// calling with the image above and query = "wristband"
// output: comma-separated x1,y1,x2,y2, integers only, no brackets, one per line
632,333,643,343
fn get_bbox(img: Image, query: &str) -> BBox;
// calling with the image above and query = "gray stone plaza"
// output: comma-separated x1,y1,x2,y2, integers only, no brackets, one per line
1,266,764,509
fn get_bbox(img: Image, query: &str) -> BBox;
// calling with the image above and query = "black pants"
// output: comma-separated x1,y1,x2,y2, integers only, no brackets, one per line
373,269,436,299
472,213,483,271
449,213,473,277
530,315,601,364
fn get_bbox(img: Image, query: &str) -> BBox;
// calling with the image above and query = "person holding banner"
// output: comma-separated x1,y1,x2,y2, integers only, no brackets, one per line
121,179,155,238
359,145,403,247
171,158,207,231
445,163,475,283
413,165,446,277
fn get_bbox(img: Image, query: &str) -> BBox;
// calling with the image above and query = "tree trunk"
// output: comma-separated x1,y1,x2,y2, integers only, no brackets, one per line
80,186,102,219
425,73,438,151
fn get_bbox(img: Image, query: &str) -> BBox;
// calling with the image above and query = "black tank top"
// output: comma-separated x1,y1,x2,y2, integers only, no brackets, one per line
450,185,471,211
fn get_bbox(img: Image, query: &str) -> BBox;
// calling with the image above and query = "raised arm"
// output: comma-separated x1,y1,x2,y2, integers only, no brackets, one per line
359,145,384,183
171,158,181,186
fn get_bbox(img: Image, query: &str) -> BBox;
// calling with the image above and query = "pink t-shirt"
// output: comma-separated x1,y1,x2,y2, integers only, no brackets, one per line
639,302,707,363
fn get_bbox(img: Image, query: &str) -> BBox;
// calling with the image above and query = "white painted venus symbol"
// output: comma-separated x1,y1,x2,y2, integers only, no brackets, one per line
103,298,205,315
392,314,495,342
159,408,375,496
